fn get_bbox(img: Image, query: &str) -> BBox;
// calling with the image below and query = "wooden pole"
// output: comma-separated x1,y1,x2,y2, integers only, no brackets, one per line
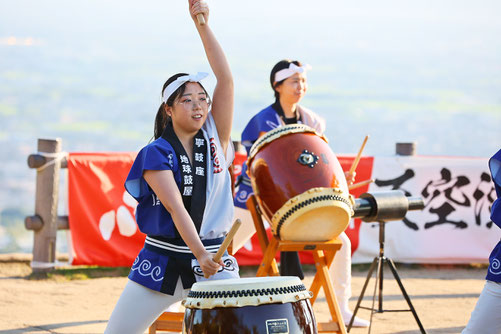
25,215,69,231
31,138,62,272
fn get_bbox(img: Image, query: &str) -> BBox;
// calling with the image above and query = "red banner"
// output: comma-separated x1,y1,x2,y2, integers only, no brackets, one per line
67,151,373,267
68,152,144,266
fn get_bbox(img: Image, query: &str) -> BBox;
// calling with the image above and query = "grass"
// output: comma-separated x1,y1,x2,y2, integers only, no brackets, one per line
28,265,130,281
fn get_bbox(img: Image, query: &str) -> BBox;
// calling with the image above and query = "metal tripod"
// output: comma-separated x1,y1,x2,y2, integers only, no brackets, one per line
347,220,427,333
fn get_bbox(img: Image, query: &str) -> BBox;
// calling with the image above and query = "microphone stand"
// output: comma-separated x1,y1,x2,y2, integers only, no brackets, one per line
348,191,427,334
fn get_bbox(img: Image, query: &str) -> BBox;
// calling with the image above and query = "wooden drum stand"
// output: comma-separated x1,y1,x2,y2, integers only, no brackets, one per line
248,195,348,334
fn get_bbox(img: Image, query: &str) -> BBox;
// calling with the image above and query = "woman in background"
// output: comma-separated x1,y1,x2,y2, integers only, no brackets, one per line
234,59,369,328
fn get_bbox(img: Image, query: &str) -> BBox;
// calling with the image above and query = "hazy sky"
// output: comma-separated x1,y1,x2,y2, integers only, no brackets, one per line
1,0,500,156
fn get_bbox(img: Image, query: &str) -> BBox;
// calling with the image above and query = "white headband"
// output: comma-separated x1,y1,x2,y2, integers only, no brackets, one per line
274,63,312,83
162,72,209,103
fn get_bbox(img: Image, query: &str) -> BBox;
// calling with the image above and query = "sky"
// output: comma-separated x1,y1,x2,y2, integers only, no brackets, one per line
1,0,500,157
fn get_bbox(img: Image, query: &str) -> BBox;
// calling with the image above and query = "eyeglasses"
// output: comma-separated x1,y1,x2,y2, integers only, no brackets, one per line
177,97,211,109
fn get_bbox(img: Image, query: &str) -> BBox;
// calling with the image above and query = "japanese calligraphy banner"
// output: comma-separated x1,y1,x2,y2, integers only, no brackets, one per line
67,152,499,266
352,156,500,264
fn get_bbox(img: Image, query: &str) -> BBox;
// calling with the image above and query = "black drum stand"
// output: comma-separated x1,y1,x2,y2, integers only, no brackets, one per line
347,220,426,333
347,191,427,333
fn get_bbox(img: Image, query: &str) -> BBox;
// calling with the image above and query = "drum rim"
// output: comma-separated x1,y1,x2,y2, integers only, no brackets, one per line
271,187,354,240
183,276,313,309
247,124,327,164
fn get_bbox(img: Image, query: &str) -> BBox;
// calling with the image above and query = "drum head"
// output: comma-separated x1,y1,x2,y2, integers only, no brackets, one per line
273,187,354,241
183,276,312,309
247,124,354,242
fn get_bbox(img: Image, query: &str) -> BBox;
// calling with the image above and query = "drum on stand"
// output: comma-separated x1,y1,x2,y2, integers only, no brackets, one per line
183,276,317,334
247,124,354,241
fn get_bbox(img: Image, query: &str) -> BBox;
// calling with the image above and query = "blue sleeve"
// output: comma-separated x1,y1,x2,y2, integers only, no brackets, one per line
241,106,277,155
125,139,177,200
241,115,262,155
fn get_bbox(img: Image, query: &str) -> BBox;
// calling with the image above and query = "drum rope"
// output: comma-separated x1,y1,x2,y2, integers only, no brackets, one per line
188,284,306,299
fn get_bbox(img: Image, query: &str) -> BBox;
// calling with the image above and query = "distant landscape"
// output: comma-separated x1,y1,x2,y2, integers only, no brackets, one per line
1,0,500,253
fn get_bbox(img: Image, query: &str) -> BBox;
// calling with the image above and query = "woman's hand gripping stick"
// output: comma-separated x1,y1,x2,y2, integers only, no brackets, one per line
204,219,242,278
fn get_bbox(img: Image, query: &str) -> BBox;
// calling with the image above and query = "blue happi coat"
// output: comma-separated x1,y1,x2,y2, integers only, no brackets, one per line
486,149,501,283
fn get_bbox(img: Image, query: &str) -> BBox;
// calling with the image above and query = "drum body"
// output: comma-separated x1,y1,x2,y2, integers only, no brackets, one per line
183,276,317,334
247,124,354,241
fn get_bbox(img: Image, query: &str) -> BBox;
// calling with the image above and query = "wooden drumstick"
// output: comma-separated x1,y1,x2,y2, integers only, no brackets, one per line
348,178,374,190
349,135,369,175
204,219,242,278
196,13,206,25
191,0,205,25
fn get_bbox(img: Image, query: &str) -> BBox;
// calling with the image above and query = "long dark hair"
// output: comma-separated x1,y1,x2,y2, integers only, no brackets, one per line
153,73,210,140
269,59,302,100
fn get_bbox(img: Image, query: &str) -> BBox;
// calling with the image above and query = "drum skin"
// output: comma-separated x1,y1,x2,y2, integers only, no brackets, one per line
183,300,317,334
248,127,349,226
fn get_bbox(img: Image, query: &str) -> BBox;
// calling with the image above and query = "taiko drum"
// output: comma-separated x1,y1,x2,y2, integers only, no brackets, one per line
247,124,354,241
182,276,317,334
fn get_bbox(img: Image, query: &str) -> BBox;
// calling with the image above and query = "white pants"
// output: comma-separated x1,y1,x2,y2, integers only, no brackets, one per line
329,231,352,310
105,278,189,334
462,280,501,334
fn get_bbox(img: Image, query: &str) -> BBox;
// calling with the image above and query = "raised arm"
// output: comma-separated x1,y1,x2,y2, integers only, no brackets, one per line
189,0,234,153
143,169,223,277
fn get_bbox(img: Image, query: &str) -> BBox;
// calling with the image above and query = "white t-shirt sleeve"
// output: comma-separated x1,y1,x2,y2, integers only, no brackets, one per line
200,112,235,239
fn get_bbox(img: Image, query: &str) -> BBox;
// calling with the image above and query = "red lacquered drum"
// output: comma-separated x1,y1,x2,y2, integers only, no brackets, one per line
247,124,354,241
183,276,317,334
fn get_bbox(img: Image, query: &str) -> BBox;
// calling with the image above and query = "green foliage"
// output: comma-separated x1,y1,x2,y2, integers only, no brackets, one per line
28,266,130,281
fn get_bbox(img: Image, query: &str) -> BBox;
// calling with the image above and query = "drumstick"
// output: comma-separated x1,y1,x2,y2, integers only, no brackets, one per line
204,219,242,278
348,135,369,175
348,178,374,190
197,13,205,25
192,0,205,25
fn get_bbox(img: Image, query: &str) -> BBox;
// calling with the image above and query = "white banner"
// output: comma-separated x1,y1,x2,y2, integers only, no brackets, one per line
353,156,501,264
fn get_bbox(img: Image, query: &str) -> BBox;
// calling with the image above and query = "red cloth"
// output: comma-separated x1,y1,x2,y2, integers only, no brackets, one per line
68,152,145,266
67,151,372,267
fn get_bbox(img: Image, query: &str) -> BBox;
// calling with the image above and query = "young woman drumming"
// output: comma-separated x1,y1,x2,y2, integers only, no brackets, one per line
105,1,237,333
